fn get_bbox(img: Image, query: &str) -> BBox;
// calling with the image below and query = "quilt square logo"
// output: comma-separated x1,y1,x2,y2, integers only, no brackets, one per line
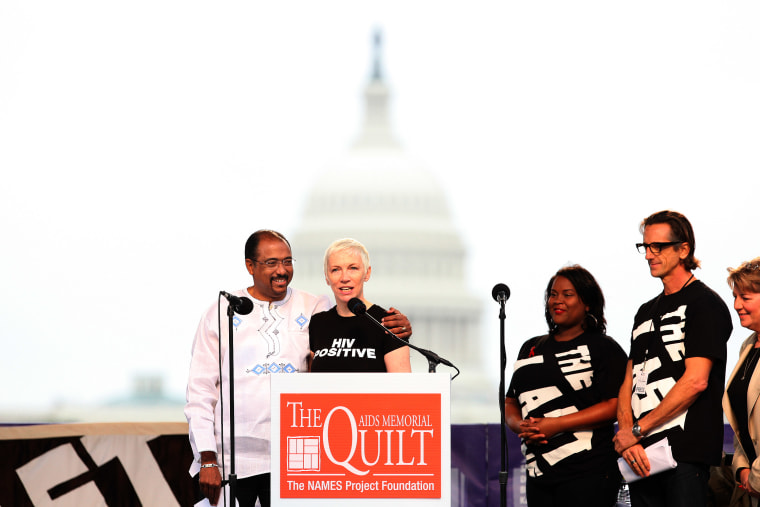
287,436,320,472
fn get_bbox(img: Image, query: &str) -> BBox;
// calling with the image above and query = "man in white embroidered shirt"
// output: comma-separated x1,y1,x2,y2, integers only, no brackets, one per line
184,230,412,506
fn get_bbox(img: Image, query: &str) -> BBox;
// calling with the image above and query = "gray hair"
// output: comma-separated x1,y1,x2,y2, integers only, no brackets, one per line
323,238,370,276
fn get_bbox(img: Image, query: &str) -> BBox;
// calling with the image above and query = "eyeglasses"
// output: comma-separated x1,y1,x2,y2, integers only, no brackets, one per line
635,242,683,254
255,258,295,268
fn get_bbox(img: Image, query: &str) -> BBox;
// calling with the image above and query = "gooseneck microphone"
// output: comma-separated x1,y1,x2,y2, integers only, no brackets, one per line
348,297,459,377
491,283,511,303
220,291,254,315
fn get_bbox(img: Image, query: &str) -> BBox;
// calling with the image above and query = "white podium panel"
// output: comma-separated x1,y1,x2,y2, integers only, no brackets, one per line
271,372,451,506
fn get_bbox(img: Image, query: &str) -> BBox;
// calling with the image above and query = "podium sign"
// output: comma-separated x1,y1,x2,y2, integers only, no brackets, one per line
271,372,451,506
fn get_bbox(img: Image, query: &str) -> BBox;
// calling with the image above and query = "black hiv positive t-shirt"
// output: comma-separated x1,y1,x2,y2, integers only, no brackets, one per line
309,305,406,372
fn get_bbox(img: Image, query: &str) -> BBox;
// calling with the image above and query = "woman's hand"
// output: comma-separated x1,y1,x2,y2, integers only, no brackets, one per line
505,398,556,445
523,416,563,442
517,418,547,444
739,468,760,497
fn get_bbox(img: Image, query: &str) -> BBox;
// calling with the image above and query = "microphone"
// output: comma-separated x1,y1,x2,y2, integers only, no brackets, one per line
347,298,459,377
220,291,254,315
347,297,367,316
492,283,511,303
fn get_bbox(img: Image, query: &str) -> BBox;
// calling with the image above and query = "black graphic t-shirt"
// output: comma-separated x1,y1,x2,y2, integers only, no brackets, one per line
628,280,732,466
309,305,407,372
507,331,627,483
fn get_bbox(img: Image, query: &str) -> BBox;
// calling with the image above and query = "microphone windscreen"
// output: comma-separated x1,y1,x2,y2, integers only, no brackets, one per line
491,283,511,302
347,298,367,315
236,297,254,315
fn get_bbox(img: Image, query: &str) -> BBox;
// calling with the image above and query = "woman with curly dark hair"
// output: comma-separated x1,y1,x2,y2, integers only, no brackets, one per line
505,265,628,507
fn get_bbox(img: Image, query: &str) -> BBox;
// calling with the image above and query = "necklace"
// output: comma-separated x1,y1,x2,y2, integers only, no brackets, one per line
741,346,760,381
665,273,694,295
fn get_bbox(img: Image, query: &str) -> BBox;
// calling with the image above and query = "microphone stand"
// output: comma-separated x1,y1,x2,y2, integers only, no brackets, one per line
417,346,460,378
497,294,508,507
225,303,238,506
406,339,460,378
217,292,252,506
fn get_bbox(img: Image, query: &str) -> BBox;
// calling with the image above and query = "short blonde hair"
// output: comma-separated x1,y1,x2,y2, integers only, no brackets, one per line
323,238,371,276
727,256,760,294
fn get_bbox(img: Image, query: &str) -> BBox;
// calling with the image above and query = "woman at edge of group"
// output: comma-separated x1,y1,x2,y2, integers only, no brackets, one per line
723,257,760,506
308,238,411,373
504,265,627,507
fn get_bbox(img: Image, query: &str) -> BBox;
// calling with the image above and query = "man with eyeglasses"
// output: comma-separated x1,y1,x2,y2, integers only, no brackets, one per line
185,229,412,506
613,210,732,507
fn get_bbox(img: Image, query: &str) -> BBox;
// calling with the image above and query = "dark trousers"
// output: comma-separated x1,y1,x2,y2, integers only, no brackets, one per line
526,468,622,507
628,462,710,507
193,472,271,507
234,473,271,507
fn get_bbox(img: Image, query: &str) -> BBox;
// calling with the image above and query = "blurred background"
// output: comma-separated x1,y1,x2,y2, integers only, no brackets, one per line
1,1,758,424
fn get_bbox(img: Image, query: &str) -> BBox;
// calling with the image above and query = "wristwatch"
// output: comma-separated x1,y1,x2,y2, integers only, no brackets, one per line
632,422,643,438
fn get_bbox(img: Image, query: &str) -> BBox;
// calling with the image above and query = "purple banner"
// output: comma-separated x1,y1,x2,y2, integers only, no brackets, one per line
0,423,738,506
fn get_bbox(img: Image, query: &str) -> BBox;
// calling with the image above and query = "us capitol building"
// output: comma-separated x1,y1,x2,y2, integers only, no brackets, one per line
289,35,496,424
12,35,499,425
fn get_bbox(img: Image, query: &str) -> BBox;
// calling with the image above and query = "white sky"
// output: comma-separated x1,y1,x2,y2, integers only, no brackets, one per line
1,1,758,417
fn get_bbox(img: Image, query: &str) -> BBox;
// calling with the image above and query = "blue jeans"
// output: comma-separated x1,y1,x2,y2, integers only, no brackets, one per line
628,461,709,507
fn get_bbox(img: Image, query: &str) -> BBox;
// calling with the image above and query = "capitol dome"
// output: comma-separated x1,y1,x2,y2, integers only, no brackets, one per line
290,33,493,423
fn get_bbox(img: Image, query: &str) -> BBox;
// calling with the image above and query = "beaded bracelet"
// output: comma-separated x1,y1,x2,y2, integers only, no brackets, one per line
200,463,219,469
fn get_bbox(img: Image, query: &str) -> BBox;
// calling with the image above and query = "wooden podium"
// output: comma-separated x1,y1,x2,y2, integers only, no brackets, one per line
271,372,451,506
